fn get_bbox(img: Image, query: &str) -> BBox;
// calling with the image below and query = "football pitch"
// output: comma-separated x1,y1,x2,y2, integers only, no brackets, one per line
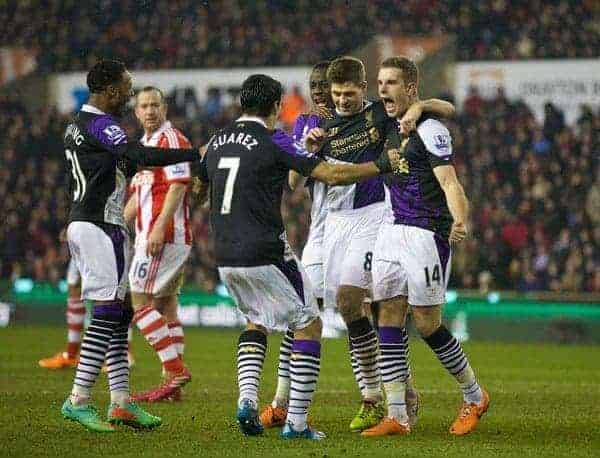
1,326,599,457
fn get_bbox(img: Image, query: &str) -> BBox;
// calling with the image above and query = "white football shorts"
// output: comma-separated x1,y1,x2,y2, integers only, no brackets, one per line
129,242,191,297
67,221,131,301
322,202,386,309
372,223,452,306
301,231,324,300
218,257,320,332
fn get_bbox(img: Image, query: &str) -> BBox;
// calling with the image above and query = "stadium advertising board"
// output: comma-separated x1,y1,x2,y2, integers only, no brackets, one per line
455,59,600,124
51,67,312,114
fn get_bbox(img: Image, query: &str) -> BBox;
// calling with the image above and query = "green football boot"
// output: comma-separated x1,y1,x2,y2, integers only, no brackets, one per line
349,399,385,432
61,399,115,433
107,402,162,429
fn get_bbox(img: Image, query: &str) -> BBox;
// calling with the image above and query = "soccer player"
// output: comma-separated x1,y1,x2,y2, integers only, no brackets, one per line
305,56,455,432
193,74,396,440
125,86,192,402
60,59,201,432
259,61,334,428
38,258,84,369
362,56,489,437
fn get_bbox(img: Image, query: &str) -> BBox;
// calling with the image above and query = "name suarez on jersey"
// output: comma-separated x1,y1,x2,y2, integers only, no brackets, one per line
211,131,259,151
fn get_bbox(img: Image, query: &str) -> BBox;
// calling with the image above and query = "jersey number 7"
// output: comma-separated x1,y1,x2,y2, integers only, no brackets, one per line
218,157,240,214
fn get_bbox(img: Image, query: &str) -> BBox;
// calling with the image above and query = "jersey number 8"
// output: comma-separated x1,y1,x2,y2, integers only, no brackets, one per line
65,149,87,202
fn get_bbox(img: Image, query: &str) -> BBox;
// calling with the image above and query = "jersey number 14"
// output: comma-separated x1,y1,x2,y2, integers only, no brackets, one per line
217,157,240,214
65,149,87,202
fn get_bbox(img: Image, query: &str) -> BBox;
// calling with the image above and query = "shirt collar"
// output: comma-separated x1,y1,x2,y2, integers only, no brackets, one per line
236,116,267,128
81,104,106,115
141,120,172,144
335,100,372,117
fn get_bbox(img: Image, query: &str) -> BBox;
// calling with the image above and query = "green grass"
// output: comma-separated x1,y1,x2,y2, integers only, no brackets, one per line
1,326,599,457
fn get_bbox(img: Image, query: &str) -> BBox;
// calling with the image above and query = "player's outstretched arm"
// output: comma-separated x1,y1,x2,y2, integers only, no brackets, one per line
433,165,470,243
119,143,201,167
310,153,392,186
399,99,456,134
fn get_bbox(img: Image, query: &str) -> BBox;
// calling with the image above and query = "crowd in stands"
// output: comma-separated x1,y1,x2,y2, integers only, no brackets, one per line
0,85,598,294
1,0,598,72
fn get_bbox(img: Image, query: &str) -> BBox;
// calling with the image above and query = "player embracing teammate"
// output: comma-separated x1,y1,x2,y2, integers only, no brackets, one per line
361,56,489,437
194,73,400,440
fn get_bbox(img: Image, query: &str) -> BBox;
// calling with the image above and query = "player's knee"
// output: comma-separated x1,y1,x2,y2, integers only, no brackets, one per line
245,322,268,335
131,293,151,309
412,306,442,338
336,286,365,322
296,317,322,341
378,298,408,327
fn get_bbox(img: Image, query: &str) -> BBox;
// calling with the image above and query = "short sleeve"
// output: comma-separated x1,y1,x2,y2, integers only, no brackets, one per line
292,115,307,143
88,115,128,153
271,130,322,177
164,162,191,182
158,129,193,183
417,118,453,167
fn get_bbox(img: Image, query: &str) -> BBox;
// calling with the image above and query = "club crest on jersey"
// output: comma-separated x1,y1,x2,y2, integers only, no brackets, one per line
365,109,374,127
368,126,380,142
103,125,127,145
434,134,450,152
326,127,339,137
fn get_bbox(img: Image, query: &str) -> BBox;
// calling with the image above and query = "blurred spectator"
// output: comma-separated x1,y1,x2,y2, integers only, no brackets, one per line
0,85,598,294
0,0,598,72
280,86,307,131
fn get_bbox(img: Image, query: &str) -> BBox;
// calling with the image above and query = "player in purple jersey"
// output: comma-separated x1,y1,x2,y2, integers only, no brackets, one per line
60,60,200,433
260,62,334,428
305,56,455,433
363,56,489,437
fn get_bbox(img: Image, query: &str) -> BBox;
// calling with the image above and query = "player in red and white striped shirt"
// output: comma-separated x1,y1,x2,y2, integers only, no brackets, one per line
125,86,192,401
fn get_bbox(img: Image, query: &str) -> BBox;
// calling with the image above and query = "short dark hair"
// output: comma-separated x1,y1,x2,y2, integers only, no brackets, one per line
87,59,127,93
312,60,330,73
380,56,419,86
240,74,283,117
327,56,366,85
137,86,165,103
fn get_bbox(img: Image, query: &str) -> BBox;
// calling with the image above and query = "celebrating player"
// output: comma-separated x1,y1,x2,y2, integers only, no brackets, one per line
305,56,455,433
60,59,201,432
362,56,489,437
193,74,397,440
125,86,193,402
260,61,334,427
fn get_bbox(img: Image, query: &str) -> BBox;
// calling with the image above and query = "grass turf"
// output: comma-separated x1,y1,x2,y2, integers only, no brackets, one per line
1,325,599,457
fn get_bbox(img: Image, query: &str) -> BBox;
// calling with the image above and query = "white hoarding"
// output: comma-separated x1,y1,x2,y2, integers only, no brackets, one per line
455,59,600,125
51,66,312,114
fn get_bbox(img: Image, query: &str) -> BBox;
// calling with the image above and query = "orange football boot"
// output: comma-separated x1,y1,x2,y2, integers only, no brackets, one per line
39,351,78,369
259,404,287,428
450,388,490,436
361,417,411,437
